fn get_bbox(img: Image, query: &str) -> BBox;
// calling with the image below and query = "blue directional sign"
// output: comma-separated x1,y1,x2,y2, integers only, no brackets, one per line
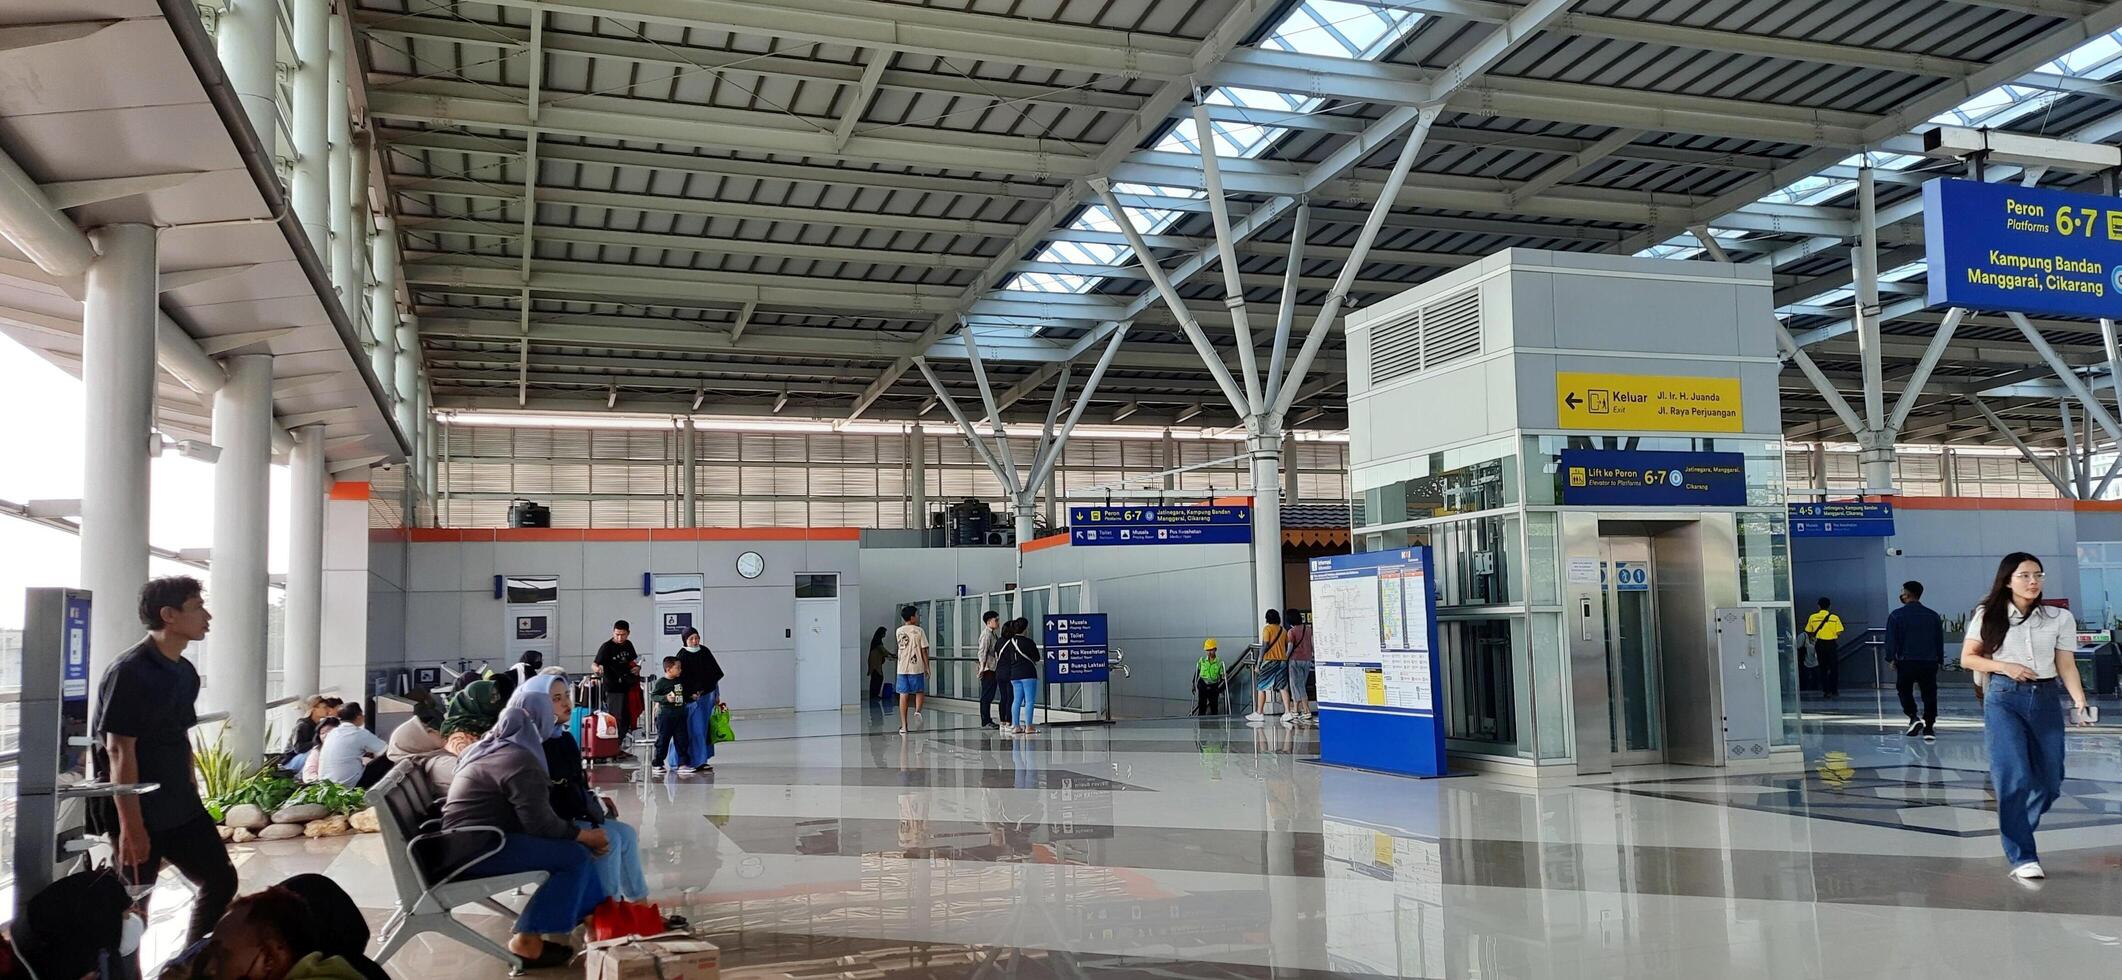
1558,449,1747,507
1043,613,1109,683
1924,178,2122,319
1067,505,1253,546
1789,501,1896,538
63,592,90,701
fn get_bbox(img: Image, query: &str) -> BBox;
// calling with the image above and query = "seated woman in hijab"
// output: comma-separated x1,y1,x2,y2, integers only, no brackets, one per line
441,673,608,969
538,680,653,903
386,714,458,798
441,670,517,755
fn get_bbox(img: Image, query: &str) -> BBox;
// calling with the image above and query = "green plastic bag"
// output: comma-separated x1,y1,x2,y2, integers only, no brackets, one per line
709,705,735,744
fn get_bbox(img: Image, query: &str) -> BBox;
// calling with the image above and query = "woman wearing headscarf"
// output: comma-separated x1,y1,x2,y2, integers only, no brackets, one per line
441,673,609,969
386,715,458,798
440,672,517,754
866,626,891,701
539,680,652,901
672,627,725,772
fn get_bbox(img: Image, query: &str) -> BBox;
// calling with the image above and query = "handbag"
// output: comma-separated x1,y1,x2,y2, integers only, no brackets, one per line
709,705,736,744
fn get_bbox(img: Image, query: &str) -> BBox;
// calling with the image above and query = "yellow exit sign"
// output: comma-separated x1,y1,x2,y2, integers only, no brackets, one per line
1556,372,1744,433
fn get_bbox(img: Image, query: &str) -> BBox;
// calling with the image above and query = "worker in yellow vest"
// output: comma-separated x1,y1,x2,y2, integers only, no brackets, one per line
1806,597,1846,699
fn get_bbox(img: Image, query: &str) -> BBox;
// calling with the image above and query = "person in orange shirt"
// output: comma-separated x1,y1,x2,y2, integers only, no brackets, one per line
1247,609,1289,724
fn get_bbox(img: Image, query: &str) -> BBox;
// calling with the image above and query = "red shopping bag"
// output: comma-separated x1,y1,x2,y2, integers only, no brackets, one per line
587,898,667,943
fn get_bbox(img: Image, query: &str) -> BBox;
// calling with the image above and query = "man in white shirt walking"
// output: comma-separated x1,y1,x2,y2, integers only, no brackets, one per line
896,605,930,734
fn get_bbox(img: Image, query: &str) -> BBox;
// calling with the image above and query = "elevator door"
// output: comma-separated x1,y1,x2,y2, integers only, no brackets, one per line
1602,537,1663,764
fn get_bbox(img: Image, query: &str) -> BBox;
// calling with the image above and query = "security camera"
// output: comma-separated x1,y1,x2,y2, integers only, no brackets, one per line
1885,546,1904,557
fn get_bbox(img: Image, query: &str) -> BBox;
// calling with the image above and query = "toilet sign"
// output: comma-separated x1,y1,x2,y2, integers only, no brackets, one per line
1611,561,1649,592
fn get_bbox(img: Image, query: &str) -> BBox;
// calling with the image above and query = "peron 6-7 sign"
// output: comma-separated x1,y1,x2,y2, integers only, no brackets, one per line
1923,177,2122,319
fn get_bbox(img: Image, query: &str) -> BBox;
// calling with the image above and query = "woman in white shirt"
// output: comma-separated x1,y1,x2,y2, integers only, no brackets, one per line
1960,552,2094,881
315,701,393,787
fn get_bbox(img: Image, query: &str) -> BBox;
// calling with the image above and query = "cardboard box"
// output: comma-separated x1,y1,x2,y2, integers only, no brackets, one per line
584,933,720,980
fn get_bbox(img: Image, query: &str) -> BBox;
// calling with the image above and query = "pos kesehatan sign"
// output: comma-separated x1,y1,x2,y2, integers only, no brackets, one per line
1924,177,2122,318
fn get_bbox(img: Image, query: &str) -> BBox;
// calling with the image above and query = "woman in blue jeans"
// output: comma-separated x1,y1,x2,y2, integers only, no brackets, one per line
1961,552,2094,881
999,618,1042,734
443,678,610,968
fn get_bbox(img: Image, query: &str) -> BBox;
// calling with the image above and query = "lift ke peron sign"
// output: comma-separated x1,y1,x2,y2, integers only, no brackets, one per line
1555,372,1744,433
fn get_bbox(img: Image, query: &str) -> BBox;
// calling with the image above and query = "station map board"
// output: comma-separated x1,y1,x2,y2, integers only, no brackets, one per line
1309,547,1446,777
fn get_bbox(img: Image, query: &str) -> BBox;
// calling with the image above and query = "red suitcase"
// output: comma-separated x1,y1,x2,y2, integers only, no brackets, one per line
582,709,624,761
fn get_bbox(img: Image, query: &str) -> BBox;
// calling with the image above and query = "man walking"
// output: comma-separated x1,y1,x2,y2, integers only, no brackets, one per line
1805,597,1845,699
94,576,238,948
975,610,1005,729
896,605,929,735
1886,580,1945,740
593,619,642,735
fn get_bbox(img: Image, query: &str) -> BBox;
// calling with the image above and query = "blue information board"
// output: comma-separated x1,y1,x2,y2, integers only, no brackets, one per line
662,611,694,635
1309,548,1446,778
1924,177,2122,319
1558,449,1746,506
63,592,90,701
1068,505,1253,546
1789,501,1897,537
1043,613,1109,683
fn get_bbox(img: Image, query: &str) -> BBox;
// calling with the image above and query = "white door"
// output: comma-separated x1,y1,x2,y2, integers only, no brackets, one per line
794,573,842,711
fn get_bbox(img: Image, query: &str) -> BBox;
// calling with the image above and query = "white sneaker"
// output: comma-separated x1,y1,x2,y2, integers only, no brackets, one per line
678,766,699,775
652,766,667,776
1281,713,1299,726
898,727,908,735
2011,861,2046,879
1245,712,1265,722
1000,725,1016,736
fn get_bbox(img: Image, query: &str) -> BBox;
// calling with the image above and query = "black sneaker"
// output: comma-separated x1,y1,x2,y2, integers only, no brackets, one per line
1905,720,1923,737
1923,722,1938,742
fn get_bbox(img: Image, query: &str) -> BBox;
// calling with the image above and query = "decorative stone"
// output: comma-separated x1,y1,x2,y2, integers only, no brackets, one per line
271,803,331,825
217,825,235,842
349,808,380,834
230,828,258,844
257,823,305,841
303,814,351,838
223,804,269,831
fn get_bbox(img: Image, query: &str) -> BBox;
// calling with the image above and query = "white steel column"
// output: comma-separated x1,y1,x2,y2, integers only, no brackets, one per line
369,216,400,402
1283,431,1300,502
909,424,927,536
423,414,439,526
395,315,420,439
284,425,327,700
80,224,157,709
1852,165,1895,492
681,415,697,527
214,0,280,153
326,15,355,319
209,355,274,761
1250,431,1283,619
349,130,373,326
289,0,330,258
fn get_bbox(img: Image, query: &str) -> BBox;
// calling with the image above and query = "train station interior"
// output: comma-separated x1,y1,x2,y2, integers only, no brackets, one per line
7,1,2122,977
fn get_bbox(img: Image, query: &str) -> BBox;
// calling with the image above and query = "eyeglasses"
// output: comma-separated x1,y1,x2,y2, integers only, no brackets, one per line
2013,571,2047,581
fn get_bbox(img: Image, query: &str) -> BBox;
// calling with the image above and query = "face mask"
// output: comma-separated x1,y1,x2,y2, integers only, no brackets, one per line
684,643,702,652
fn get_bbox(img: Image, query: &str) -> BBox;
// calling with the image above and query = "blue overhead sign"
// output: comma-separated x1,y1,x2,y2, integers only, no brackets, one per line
1043,613,1109,683
1923,177,2122,319
1789,501,1897,538
1068,505,1253,546
1558,449,1747,507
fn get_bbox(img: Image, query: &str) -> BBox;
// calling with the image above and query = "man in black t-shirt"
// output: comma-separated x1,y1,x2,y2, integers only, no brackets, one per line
93,575,237,947
593,619,642,733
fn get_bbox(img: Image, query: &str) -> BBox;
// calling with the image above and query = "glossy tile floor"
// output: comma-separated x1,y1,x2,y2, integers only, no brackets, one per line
137,694,2122,978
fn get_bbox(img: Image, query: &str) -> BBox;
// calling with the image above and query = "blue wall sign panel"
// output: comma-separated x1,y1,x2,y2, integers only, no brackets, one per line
515,615,549,640
1309,548,1447,778
1558,449,1746,506
1068,505,1253,546
1044,613,1110,683
662,611,694,635
1789,501,1897,538
1611,560,1650,592
63,592,90,701
1924,178,2122,319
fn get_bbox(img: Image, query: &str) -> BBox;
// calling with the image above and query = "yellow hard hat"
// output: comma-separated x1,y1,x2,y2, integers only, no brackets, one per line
1203,638,1219,651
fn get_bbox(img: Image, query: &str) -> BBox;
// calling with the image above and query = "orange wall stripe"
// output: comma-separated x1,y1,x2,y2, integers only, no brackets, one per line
328,481,371,501
1211,495,1254,506
1885,496,2073,512
408,526,865,542
1020,533,1071,553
